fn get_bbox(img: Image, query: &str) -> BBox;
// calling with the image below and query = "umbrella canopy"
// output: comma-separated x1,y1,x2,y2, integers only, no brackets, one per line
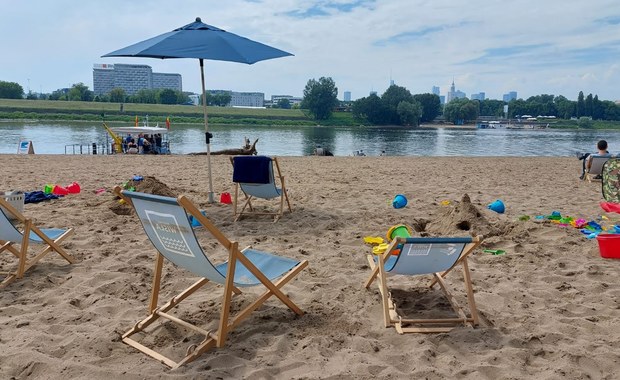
102,17,293,202
103,17,292,63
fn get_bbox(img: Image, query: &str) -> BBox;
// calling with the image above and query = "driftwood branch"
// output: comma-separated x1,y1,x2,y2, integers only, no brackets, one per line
189,138,258,156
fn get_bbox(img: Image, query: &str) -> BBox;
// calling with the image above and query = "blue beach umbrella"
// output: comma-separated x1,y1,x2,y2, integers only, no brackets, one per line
103,17,293,202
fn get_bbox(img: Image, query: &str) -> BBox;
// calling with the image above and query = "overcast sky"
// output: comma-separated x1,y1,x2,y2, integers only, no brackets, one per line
2,0,620,101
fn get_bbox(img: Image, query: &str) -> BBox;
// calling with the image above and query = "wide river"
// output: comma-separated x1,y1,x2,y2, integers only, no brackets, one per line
1,121,620,157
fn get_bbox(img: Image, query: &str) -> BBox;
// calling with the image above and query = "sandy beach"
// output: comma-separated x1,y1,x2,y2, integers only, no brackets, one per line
1,154,619,379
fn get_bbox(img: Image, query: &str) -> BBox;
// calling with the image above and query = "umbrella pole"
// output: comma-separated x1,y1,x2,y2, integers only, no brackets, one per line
200,59,215,203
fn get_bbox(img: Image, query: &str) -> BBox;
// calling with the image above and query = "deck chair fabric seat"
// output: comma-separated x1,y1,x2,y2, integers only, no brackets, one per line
0,198,75,289
365,235,483,334
231,156,291,221
585,154,613,183
114,188,308,369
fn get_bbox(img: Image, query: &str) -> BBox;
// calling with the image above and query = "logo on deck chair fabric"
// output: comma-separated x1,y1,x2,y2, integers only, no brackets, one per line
403,243,458,256
144,210,195,258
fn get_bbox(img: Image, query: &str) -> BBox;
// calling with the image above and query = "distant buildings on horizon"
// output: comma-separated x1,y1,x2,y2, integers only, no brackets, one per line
432,80,517,104
93,63,182,96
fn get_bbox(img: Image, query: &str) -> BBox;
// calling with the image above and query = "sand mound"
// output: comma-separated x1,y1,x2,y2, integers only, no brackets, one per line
108,176,177,215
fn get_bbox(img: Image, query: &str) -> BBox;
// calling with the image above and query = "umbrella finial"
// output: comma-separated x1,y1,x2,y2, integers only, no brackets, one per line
196,17,201,23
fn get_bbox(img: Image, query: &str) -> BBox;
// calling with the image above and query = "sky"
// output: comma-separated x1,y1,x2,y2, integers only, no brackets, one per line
2,0,620,102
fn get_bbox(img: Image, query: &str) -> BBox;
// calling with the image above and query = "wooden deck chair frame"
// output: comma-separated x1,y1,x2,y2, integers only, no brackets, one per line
365,235,482,334
230,156,291,222
113,187,307,369
0,198,75,289
584,155,612,183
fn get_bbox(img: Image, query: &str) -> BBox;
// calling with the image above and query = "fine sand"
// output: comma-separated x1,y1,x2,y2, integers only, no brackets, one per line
0,155,619,379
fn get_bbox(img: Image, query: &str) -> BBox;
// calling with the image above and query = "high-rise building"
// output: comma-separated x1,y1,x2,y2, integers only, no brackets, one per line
93,63,182,96
502,91,518,102
471,92,486,101
344,91,351,102
432,86,440,95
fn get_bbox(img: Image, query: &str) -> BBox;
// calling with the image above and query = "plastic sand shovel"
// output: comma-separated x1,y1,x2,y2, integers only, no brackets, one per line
483,249,506,255
364,236,384,245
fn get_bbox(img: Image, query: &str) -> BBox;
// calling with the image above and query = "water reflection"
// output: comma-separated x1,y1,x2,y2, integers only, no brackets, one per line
1,121,620,157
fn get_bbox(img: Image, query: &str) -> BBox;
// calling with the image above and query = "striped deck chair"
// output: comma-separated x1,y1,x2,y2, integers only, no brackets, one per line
0,198,74,288
231,155,291,222
365,236,483,333
114,187,308,369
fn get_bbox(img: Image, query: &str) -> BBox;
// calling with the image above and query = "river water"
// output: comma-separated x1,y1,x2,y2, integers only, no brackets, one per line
1,121,619,157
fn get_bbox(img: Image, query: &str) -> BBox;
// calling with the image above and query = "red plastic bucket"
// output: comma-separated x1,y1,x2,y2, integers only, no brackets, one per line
596,234,620,259
220,192,232,204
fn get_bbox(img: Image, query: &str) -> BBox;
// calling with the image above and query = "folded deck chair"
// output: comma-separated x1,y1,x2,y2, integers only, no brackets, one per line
365,235,482,334
114,187,308,369
602,158,620,202
0,198,75,289
231,155,291,222
584,154,613,183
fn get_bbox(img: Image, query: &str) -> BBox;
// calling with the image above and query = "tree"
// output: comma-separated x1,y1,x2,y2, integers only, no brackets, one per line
577,116,592,128
0,81,24,99
397,101,423,126
301,77,339,120
68,82,93,101
158,88,177,104
381,85,414,124
443,98,479,124
413,93,441,122
109,88,126,103
351,93,389,125
585,93,594,117
577,91,585,117
276,98,291,109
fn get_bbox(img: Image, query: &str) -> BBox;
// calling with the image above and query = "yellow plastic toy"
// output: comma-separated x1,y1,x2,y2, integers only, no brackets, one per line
363,236,384,245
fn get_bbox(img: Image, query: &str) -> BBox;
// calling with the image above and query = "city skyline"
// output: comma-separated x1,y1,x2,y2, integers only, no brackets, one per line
2,1,620,102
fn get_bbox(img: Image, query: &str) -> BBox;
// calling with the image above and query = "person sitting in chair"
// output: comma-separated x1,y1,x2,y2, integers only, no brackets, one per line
578,140,611,179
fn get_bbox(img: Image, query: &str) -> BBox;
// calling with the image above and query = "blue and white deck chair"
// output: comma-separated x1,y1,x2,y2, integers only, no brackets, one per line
365,235,483,334
114,187,308,369
231,156,291,222
0,198,74,289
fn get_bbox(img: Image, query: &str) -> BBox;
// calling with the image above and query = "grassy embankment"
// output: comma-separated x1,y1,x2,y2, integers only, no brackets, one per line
0,99,358,127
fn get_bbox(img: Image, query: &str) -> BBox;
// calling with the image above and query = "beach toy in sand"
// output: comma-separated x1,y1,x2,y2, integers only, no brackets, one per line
66,182,81,194
483,249,506,255
487,199,505,214
188,210,208,228
363,236,385,245
220,192,232,204
94,188,106,195
441,200,451,206
392,194,408,209
52,185,69,196
386,224,413,242
44,184,53,194
133,175,144,181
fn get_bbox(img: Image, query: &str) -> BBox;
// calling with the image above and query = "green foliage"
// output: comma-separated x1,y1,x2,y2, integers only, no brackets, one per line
158,89,177,104
0,81,24,99
276,98,291,109
577,116,593,129
397,101,422,126
413,93,441,122
443,98,479,124
381,85,414,124
301,77,338,120
68,83,93,102
109,88,126,103
352,93,388,124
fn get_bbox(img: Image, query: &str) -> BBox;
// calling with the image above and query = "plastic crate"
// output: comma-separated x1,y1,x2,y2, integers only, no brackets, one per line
1,191,24,220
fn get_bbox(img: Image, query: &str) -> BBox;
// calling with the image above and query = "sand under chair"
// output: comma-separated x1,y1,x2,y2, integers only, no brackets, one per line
365,235,483,333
